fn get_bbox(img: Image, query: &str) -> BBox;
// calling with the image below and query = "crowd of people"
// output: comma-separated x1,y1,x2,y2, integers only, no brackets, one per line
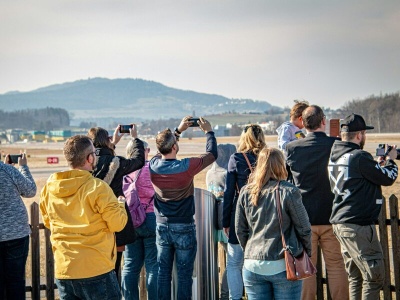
0,108,398,300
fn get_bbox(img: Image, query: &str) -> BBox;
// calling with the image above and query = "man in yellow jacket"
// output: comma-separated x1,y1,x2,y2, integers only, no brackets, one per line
40,135,128,300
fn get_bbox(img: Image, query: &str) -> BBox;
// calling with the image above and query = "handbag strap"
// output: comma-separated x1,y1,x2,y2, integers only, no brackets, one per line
236,152,254,194
242,152,253,172
275,181,288,250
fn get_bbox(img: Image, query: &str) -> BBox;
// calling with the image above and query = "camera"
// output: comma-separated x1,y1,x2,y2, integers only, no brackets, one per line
376,144,400,159
188,118,200,127
9,154,22,164
119,125,133,133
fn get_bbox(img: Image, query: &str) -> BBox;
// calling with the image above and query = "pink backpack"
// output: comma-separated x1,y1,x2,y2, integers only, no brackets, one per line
123,169,151,228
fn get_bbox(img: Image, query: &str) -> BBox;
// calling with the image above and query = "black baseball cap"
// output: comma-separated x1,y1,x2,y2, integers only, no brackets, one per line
340,113,374,132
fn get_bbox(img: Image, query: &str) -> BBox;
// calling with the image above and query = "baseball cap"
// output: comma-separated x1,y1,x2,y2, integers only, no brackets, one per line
340,113,374,132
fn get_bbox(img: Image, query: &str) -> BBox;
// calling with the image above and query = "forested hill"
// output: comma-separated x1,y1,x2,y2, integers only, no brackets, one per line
332,92,400,133
0,78,276,120
0,108,69,130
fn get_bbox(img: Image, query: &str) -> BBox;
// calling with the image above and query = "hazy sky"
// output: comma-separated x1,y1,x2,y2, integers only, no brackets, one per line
1,0,399,109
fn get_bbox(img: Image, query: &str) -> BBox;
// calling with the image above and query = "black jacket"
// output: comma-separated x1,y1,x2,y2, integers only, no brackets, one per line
286,132,338,225
93,138,145,246
223,151,256,244
329,140,398,225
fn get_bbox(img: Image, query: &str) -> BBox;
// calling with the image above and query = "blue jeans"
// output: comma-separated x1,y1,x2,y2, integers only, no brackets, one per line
156,223,197,300
227,243,244,300
121,213,158,300
0,235,29,300
56,271,120,300
242,268,302,300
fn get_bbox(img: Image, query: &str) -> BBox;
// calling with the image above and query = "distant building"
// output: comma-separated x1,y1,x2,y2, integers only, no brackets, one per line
48,130,72,142
31,131,46,142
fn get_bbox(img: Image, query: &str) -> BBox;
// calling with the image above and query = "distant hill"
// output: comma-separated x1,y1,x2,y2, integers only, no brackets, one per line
0,78,278,125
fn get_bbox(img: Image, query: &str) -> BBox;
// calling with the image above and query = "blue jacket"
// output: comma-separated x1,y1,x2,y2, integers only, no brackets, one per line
223,151,256,244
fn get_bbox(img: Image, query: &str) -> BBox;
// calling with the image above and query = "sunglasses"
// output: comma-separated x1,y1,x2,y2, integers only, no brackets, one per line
244,125,261,134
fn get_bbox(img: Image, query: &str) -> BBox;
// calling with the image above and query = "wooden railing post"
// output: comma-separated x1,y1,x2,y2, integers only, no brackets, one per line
30,202,41,300
44,227,55,300
378,196,392,299
389,195,400,299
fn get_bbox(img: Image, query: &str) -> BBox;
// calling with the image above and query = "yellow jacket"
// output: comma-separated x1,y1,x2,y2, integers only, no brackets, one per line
40,169,127,279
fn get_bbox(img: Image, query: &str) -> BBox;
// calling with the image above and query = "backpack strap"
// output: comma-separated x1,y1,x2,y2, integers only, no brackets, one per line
129,168,142,183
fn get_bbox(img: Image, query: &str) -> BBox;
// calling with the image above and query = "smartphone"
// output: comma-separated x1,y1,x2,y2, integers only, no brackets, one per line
376,144,386,156
119,124,133,133
9,154,22,164
189,118,200,127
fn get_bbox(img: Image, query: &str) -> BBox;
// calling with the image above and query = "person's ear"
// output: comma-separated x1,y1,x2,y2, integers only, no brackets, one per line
356,131,363,141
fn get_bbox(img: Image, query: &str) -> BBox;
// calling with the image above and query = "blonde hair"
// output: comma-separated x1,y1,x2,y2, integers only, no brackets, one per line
246,147,288,206
237,124,266,156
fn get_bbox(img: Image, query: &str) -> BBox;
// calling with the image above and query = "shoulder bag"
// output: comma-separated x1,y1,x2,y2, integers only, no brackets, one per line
275,181,317,281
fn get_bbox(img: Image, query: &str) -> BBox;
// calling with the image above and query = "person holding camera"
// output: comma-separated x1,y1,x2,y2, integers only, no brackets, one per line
286,105,348,300
87,124,145,282
149,116,217,300
1,153,36,299
329,113,398,300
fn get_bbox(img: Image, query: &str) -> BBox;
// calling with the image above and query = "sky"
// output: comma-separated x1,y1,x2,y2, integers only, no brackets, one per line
0,0,399,109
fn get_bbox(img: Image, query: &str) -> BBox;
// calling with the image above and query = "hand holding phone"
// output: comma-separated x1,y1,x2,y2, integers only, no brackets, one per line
9,154,22,164
119,125,133,133
188,118,200,127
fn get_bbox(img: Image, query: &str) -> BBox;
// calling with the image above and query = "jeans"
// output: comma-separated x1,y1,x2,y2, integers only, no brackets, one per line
156,222,197,300
0,235,29,300
243,268,302,300
227,243,244,300
333,223,384,300
56,270,120,300
302,225,349,300
122,213,158,300
220,242,229,300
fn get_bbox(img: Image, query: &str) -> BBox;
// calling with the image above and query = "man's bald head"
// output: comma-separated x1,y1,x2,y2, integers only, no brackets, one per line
302,105,325,131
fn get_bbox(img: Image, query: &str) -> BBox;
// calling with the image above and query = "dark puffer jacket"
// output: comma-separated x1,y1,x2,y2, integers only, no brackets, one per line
93,138,145,246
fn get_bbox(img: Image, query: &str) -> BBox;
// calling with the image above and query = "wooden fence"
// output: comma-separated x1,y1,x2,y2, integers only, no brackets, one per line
26,195,400,300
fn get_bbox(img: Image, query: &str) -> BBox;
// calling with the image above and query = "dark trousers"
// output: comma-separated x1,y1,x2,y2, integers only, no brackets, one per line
0,235,30,300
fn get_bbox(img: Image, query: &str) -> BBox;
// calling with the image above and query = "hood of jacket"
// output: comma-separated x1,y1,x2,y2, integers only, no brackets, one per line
330,140,361,162
47,169,92,198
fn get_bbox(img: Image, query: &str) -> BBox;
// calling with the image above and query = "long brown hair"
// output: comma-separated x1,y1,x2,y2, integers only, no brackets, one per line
237,124,266,156
87,127,115,155
246,147,288,206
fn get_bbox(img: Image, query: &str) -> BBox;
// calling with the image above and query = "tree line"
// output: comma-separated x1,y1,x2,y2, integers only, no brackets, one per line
331,92,400,133
0,107,70,131
1,93,399,134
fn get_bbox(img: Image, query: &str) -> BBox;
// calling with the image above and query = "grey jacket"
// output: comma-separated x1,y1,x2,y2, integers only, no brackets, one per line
235,180,312,261
0,162,37,242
